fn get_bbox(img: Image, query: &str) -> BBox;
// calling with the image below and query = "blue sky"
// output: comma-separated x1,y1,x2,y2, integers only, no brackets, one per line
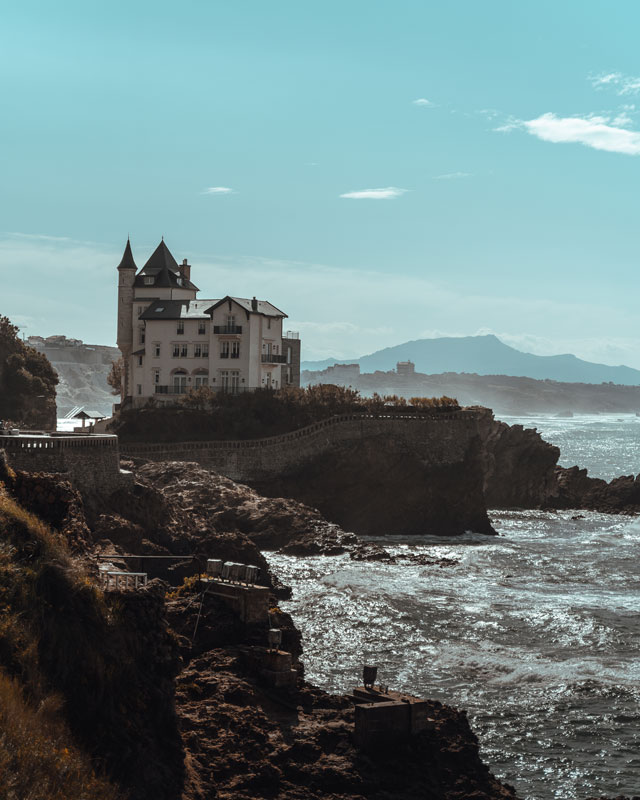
2,1,640,365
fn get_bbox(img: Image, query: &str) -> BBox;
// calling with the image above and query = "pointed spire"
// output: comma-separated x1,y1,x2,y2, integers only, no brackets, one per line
117,237,137,271
141,239,179,273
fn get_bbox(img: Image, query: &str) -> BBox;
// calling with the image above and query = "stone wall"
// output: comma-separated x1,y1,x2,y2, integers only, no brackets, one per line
120,409,490,483
0,434,126,494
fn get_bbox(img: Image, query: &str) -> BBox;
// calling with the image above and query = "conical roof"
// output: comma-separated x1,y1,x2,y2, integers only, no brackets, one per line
140,239,179,275
116,238,137,271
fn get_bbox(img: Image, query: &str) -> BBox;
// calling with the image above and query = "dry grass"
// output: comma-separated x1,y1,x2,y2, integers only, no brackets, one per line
0,670,119,800
0,491,122,800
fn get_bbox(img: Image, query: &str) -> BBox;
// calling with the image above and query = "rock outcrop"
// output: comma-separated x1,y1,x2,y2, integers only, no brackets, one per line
479,417,560,508
251,434,496,537
549,466,640,514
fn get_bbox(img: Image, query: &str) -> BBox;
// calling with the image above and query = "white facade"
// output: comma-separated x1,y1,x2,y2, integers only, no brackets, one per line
117,239,297,406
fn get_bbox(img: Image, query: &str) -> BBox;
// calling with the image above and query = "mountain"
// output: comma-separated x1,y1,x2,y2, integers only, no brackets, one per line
301,335,640,386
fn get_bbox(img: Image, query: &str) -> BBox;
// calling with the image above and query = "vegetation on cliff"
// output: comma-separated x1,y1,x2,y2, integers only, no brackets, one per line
0,456,184,800
112,384,459,442
0,315,58,429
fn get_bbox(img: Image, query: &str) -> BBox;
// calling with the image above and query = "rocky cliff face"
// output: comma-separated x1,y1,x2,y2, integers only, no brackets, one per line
249,428,496,537
479,417,561,508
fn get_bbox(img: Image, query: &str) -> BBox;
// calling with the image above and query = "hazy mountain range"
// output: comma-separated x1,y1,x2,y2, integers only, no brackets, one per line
302,335,640,386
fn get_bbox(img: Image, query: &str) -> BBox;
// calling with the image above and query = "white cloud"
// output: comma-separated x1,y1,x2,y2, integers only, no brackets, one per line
201,186,234,195
499,112,640,155
433,171,471,180
339,187,408,200
412,98,433,107
590,72,640,95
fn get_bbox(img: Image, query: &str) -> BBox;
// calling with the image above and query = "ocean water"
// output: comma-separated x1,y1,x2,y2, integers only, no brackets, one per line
267,414,640,800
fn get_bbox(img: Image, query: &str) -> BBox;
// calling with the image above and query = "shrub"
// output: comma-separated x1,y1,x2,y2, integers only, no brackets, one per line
112,386,461,442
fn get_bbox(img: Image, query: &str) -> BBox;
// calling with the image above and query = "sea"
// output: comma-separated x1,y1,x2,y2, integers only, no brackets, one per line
267,414,640,800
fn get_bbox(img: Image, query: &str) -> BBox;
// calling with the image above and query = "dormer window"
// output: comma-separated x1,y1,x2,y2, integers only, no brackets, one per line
144,277,154,285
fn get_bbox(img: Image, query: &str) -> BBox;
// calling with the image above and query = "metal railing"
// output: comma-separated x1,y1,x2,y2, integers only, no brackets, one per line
261,354,287,364
155,385,189,394
214,325,243,334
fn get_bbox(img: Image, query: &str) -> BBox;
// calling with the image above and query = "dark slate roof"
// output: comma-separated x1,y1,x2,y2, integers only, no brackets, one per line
117,238,137,271
205,296,287,318
140,240,179,275
140,299,219,321
133,240,199,291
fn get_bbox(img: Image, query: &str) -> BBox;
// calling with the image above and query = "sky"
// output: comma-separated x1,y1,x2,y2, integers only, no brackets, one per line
2,0,640,365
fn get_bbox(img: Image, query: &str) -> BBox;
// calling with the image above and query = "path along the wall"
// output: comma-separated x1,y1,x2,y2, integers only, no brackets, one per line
120,409,492,482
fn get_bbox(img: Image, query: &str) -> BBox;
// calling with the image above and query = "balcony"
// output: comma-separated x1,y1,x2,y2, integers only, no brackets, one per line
261,354,287,364
214,325,242,334
155,385,188,395
220,352,229,359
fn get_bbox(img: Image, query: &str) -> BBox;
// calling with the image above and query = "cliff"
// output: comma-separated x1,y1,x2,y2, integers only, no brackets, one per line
0,451,517,800
121,409,497,537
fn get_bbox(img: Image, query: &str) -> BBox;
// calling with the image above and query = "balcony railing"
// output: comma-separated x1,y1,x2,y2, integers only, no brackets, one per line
214,325,242,334
155,385,189,394
261,354,287,364
220,352,229,358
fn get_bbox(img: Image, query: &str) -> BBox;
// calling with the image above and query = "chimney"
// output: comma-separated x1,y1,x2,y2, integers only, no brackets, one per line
251,296,258,311
179,258,191,281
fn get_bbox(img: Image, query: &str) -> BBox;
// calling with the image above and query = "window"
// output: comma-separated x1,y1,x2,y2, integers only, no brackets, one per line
137,355,143,366
144,277,154,286
202,344,209,357
172,344,180,358
177,321,184,335
154,343,161,357
180,344,188,358
194,344,202,358
194,373,208,388
220,341,230,358
267,318,271,329
231,341,240,359
137,384,142,395
226,314,235,328
153,369,160,384
198,322,206,335
139,328,145,345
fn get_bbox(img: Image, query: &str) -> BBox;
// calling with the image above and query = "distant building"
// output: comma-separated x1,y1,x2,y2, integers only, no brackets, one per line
116,238,301,406
396,360,415,377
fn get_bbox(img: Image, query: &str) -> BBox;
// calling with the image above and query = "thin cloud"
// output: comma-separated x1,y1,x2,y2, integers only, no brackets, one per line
339,187,408,200
433,172,471,180
498,113,640,155
412,98,433,107
590,72,640,96
201,186,234,195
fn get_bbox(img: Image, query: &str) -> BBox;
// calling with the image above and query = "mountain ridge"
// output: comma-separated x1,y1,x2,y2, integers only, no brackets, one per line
301,334,640,386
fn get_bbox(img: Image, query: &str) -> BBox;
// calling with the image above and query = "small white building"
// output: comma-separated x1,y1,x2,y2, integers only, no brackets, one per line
116,239,300,406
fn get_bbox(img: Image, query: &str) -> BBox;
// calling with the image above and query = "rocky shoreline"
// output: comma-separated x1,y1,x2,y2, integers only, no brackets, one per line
0,452,517,799
2,409,638,799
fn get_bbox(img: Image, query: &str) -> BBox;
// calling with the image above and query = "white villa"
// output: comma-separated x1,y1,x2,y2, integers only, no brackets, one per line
116,239,300,406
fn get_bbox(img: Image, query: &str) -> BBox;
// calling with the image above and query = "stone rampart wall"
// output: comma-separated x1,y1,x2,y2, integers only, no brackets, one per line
120,409,490,482
0,434,125,494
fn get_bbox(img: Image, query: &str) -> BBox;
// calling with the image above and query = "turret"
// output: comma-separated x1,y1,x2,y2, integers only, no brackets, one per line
116,238,137,398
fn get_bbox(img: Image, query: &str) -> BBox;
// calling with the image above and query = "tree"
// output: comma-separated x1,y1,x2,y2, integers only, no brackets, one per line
0,316,58,428
107,358,123,396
